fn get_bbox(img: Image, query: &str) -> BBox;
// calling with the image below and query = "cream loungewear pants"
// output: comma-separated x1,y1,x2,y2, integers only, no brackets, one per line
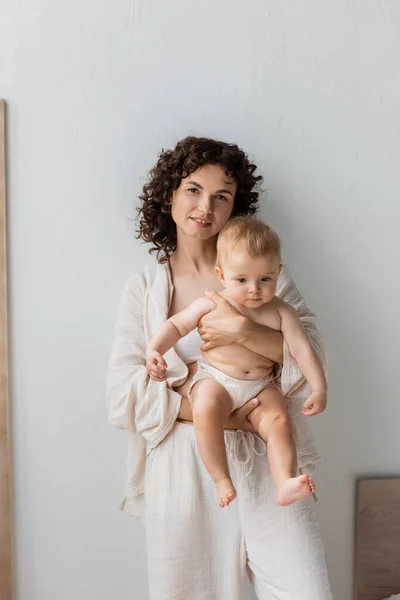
145,421,333,600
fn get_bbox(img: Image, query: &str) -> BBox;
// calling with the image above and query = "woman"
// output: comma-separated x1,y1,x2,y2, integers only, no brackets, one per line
107,136,333,599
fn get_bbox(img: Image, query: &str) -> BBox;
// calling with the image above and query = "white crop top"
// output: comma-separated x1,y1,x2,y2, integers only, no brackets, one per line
174,328,203,364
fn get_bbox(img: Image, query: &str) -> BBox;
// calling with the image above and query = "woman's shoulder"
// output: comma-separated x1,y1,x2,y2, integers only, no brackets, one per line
123,256,169,295
276,264,303,303
276,264,293,290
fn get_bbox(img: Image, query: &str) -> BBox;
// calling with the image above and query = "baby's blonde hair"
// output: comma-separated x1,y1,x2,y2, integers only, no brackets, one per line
216,216,281,267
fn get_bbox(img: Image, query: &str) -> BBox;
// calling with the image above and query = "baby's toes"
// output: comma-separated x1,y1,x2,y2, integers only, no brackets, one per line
308,478,316,492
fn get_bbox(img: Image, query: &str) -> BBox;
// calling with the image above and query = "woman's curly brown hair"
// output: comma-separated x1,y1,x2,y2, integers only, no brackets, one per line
136,136,263,262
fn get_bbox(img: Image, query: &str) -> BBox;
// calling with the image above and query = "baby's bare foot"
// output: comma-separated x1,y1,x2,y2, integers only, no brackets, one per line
277,474,316,507
216,477,237,508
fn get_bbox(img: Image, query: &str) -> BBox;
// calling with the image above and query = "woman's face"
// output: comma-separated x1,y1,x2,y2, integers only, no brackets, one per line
171,164,237,242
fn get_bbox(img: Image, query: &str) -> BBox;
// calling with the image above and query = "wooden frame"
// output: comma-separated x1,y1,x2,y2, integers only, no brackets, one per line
355,478,400,600
0,100,12,600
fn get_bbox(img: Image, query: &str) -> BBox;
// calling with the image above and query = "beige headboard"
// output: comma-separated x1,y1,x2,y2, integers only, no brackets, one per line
355,478,400,600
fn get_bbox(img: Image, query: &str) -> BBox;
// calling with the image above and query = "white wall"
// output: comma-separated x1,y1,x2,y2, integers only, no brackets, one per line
1,1,399,598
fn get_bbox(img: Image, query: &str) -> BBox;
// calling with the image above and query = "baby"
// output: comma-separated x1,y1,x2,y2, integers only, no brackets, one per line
146,217,327,508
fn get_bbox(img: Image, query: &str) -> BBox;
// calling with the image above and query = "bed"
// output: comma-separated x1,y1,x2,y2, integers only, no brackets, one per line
355,478,400,600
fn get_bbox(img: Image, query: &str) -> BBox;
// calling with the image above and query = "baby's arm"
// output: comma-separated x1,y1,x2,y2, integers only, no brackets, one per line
146,297,215,380
278,302,327,416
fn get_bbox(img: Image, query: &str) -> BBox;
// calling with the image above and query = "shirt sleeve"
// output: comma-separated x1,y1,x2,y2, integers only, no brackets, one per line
276,265,327,398
106,273,181,449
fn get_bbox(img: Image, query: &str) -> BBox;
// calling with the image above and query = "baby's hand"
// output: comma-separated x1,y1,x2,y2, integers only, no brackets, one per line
146,349,168,382
302,391,327,416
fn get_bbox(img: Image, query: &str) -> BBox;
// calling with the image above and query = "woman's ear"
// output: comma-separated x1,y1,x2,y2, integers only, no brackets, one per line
215,266,225,284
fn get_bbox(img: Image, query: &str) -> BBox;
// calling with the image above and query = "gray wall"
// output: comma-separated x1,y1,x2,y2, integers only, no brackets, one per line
1,1,399,598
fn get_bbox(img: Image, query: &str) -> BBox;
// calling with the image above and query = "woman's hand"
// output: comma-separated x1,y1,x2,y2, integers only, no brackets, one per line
225,398,260,431
177,397,193,421
178,396,260,431
198,290,248,351
199,291,283,363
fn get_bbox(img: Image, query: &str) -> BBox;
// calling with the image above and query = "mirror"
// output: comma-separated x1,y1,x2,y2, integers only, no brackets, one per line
0,99,12,600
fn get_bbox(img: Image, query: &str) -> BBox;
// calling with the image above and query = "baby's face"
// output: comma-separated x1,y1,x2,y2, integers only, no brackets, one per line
216,251,281,308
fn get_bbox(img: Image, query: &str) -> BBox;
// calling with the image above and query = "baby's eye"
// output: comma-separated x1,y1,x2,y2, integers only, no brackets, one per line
261,277,271,282
237,278,246,283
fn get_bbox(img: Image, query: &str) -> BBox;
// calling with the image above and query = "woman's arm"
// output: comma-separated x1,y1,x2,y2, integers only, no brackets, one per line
198,291,283,363
279,302,327,394
276,265,327,397
106,273,181,449
237,319,284,364
178,396,259,431
106,273,147,430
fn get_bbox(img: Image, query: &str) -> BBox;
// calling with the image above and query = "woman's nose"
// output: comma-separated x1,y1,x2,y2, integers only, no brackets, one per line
198,195,213,215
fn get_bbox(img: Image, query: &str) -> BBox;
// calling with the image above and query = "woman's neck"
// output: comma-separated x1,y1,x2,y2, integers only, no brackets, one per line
170,238,217,276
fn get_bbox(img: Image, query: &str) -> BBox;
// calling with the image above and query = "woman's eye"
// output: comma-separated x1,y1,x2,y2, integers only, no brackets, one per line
215,195,228,201
187,188,199,194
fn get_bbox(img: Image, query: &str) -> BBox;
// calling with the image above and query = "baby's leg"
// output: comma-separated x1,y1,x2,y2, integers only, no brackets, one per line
247,385,316,506
191,379,235,508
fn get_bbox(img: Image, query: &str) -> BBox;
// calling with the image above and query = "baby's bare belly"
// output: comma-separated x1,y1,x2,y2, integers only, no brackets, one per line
204,344,275,380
